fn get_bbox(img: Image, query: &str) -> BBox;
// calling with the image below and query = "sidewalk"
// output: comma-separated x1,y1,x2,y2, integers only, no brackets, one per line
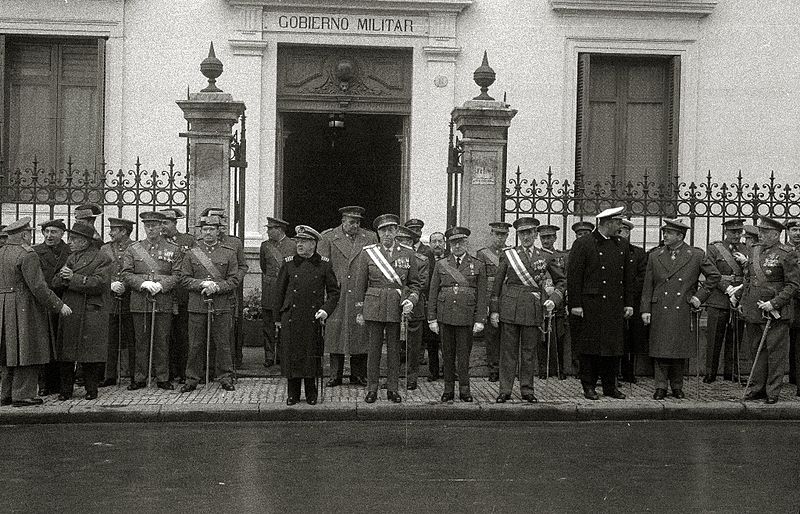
3,375,799,424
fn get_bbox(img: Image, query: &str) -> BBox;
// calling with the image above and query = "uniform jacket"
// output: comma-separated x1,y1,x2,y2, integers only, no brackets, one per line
540,246,569,317
52,246,113,362
180,241,240,313
100,238,133,315
413,241,436,283
0,242,64,366
491,245,566,327
354,242,422,323
318,225,377,354
220,233,248,284
567,230,636,356
121,237,182,313
33,239,71,295
408,249,430,322
738,241,799,324
259,236,296,311
166,232,196,306
640,243,720,358
274,253,340,378
625,242,649,353
704,239,747,310
476,246,502,301
428,252,488,326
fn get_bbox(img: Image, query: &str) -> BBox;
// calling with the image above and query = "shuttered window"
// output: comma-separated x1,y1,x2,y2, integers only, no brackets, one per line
575,53,679,191
0,36,105,174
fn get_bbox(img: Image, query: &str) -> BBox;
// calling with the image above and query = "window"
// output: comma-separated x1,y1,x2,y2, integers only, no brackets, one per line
575,53,680,190
1,36,105,174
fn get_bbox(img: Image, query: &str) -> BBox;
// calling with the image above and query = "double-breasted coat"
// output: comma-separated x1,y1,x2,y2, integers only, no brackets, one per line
52,247,114,362
640,244,720,358
274,253,340,378
428,253,488,326
738,241,799,324
567,230,636,356
318,226,377,354
354,243,422,323
259,236,296,312
0,242,64,366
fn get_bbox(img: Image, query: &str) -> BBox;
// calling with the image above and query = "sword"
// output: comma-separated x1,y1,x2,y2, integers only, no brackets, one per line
742,314,773,400
147,294,157,388
204,297,214,387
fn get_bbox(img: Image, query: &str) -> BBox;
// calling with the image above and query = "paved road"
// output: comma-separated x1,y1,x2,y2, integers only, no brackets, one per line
1,421,798,512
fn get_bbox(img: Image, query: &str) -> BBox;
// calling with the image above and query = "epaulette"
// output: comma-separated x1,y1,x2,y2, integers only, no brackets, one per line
364,243,378,249
284,256,293,263
398,242,413,250
321,255,330,262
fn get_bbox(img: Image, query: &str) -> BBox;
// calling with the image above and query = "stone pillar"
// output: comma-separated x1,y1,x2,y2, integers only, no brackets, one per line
451,52,517,233
177,44,246,226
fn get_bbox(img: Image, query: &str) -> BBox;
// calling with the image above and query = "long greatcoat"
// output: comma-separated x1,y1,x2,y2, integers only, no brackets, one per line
274,253,340,378
52,247,114,362
640,244,720,358
0,242,64,366
567,230,636,356
318,226,377,354
33,239,71,294
260,236,296,312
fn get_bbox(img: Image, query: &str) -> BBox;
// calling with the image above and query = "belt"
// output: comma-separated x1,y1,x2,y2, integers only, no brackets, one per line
368,285,401,291
0,287,15,293
506,283,540,292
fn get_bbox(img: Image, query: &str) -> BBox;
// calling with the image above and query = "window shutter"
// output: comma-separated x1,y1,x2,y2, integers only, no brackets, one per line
575,53,591,188
666,55,681,185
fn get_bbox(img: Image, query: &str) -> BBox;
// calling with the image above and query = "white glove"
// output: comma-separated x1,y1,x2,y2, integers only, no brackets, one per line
401,299,413,315
543,299,555,312
428,320,439,334
315,309,328,322
689,296,701,309
729,284,743,296
725,285,735,295
473,322,484,334
356,313,365,326
729,295,738,308
140,281,157,294
60,304,73,317
200,280,215,290
757,300,775,312
641,313,651,325
110,281,125,294
623,306,634,319
151,282,163,294
733,251,748,264
490,312,500,327
571,307,584,318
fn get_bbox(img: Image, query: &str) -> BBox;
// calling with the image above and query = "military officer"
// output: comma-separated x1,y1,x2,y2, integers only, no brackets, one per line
160,208,195,383
641,219,720,399
121,211,182,390
33,218,70,396
428,227,487,402
274,225,340,405
259,217,296,367
617,219,648,383
536,224,570,380
738,216,799,404
787,219,800,388
567,207,636,400
0,218,72,407
475,222,511,382
404,219,436,263
52,222,113,400
394,225,430,390
571,220,594,239
404,219,436,371
318,205,377,387
429,231,447,261
0,225,7,245
703,218,748,383
425,230,448,379
490,218,566,403
743,225,759,249
100,218,137,386
179,215,240,393
354,214,422,403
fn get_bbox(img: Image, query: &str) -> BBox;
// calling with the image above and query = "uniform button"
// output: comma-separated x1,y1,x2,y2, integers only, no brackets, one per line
676,306,680,309
348,290,352,293
664,306,668,309
602,280,606,284
601,266,605,270
599,252,603,256
602,295,606,299
292,304,296,308
678,278,682,281
664,292,668,295
293,289,297,293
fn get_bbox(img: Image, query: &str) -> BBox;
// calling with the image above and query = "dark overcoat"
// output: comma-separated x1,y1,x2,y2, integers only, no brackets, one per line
640,244,720,358
33,240,71,294
52,247,114,362
626,243,649,354
260,236,296,312
0,242,64,366
567,230,636,356
318,226,377,354
274,253,340,378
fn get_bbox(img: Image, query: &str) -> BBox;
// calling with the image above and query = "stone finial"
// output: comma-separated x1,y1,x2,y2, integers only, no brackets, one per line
200,42,223,93
472,51,496,101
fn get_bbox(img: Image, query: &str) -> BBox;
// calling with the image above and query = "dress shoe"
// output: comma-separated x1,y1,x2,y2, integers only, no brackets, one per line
220,381,236,392
407,382,418,391
558,373,568,381
57,393,71,401
0,398,11,407
583,387,600,401
460,393,473,402
653,388,668,400
672,389,686,399
387,391,402,403
286,397,298,406
496,393,511,403
85,391,98,401
364,391,377,403
156,381,174,391
326,378,342,388
180,383,196,394
765,397,779,405
307,396,317,405
13,398,43,407
488,372,499,382
521,393,538,403
743,391,767,401
702,375,716,384
604,389,626,399
99,378,117,388
37,388,50,397
441,392,455,403
427,375,439,382
127,382,145,391
350,376,368,386
538,373,547,380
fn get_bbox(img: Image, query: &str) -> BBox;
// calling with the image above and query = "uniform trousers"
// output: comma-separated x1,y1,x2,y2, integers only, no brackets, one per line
484,322,500,375
537,316,566,377
186,311,233,386
104,310,136,381
287,377,316,400
705,306,741,379
499,323,540,395
402,319,424,384
262,310,279,365
366,321,400,393
788,325,800,385
426,336,441,379
744,321,789,399
59,361,104,397
132,312,172,384
653,358,685,391
441,324,473,395
169,303,189,380
579,354,619,393
1,365,40,402
330,353,367,382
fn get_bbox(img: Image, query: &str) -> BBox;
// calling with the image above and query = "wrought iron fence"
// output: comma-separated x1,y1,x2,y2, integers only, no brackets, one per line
0,158,189,243
503,167,800,251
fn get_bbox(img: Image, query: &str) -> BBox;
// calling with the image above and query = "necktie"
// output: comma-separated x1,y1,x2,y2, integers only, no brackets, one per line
456,256,462,267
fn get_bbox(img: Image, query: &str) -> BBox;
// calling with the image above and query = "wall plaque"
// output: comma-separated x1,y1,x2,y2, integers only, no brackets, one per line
471,151,497,185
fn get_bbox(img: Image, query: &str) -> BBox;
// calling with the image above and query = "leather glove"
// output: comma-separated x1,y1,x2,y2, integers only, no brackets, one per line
543,299,555,312
110,281,125,294
571,307,584,318
356,313,365,326
428,320,439,334
623,306,634,319
401,299,413,315
473,322,484,334
641,312,651,325
689,296,701,309
490,312,500,327
315,309,328,322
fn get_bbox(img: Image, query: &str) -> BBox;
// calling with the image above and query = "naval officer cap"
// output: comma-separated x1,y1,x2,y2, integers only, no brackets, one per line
571,221,595,233
266,217,289,229
139,211,166,223
512,217,539,233
661,218,691,234
537,224,560,236
338,206,365,219
596,206,625,222
294,225,321,241
373,213,400,231
445,226,471,241
489,221,512,234
40,219,66,231
74,203,102,220
722,218,745,230
757,215,785,232
620,219,635,230
5,217,33,234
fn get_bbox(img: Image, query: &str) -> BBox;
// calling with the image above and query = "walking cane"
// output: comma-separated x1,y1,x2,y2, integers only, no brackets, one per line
204,297,214,387
693,308,702,401
116,295,123,386
742,314,773,401
147,294,157,388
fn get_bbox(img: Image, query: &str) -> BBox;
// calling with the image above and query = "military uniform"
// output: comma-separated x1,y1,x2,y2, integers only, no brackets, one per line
166,230,196,381
101,234,136,384
121,228,182,387
537,245,570,380
785,221,800,388
621,240,648,381
402,243,430,388
180,235,240,389
476,245,503,380
260,230,296,365
738,217,799,402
